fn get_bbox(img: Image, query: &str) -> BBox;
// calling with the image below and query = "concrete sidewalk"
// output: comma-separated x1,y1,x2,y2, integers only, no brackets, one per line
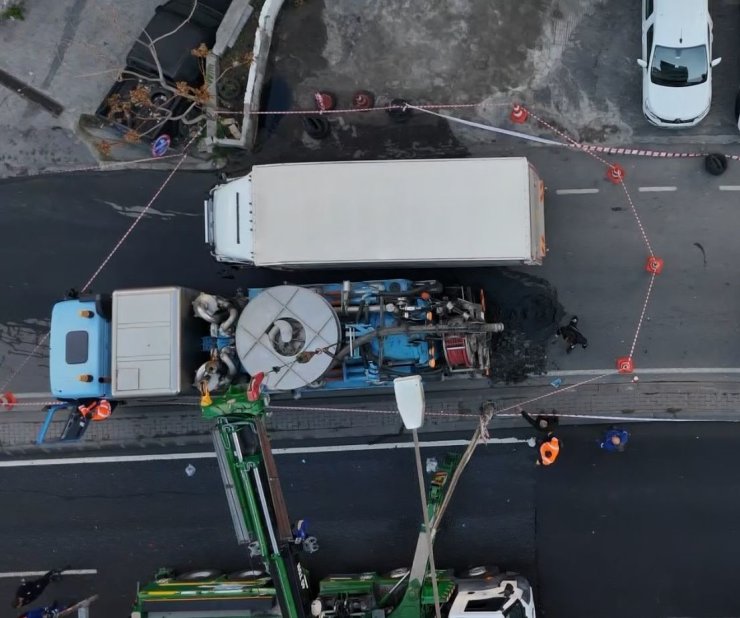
3,374,740,455
0,0,159,176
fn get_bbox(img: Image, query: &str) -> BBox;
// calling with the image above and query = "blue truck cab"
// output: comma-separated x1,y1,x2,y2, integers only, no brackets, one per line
49,295,112,400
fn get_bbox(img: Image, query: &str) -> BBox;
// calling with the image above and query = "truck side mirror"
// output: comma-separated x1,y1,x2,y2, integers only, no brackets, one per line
711,57,722,67
636,58,647,68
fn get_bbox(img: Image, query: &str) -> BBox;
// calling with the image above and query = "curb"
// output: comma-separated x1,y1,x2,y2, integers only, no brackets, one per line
4,377,740,455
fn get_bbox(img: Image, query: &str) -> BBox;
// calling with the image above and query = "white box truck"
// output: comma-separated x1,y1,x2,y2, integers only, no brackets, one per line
204,157,546,268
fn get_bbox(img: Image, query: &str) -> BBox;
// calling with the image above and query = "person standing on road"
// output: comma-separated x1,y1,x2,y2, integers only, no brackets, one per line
12,567,69,608
521,409,559,433
536,432,561,466
557,316,588,353
600,427,630,452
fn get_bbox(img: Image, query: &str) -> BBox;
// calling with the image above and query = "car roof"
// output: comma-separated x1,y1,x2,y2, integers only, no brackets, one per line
653,0,709,48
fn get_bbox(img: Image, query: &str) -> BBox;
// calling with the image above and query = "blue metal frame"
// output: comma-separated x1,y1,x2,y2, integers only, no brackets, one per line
36,403,90,445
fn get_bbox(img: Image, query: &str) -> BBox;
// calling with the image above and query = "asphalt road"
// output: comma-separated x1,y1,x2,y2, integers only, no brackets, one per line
3,424,740,618
3,144,740,395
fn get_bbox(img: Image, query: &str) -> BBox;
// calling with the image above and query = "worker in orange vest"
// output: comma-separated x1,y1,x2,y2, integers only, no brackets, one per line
536,432,561,466
77,399,113,422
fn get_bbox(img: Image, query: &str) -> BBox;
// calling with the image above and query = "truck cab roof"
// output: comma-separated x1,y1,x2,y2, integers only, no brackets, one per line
49,298,112,400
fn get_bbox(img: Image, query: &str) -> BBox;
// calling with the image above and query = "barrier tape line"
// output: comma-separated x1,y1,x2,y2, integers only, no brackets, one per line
79,134,199,294
629,272,657,360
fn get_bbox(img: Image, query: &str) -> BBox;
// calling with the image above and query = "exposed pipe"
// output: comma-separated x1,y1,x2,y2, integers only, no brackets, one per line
332,322,504,362
219,306,239,334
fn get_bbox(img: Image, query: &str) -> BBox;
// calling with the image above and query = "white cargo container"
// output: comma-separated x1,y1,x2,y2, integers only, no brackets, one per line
205,157,546,269
111,287,203,398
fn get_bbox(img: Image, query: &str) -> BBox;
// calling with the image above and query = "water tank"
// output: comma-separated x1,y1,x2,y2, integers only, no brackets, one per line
235,285,341,391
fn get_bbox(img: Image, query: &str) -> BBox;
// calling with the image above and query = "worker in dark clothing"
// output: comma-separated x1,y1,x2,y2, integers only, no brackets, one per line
12,568,68,608
557,315,588,354
521,409,559,433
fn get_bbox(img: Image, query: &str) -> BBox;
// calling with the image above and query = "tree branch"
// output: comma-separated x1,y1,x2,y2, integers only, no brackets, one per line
149,0,198,47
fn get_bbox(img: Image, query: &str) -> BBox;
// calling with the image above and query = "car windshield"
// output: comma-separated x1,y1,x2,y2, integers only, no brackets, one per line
651,45,708,86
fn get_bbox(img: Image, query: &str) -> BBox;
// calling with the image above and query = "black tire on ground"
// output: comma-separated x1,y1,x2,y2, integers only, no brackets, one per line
387,98,413,123
705,153,728,176
218,78,243,105
303,116,331,139
175,569,222,582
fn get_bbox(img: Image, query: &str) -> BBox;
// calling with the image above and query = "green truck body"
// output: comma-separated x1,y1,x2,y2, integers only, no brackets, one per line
131,384,536,618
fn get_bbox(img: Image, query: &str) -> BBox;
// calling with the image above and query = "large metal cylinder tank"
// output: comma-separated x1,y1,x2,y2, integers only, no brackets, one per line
235,285,341,391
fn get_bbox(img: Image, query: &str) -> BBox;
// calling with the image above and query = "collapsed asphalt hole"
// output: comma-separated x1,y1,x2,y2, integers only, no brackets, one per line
457,269,565,384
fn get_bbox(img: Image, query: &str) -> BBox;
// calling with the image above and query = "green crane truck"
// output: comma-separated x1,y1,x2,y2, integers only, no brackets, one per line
130,379,537,618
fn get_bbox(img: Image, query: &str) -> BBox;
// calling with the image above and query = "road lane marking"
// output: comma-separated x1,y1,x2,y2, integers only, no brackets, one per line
0,439,530,468
0,569,97,577
555,188,599,195
638,186,676,192
719,186,740,191
272,438,529,454
0,452,216,467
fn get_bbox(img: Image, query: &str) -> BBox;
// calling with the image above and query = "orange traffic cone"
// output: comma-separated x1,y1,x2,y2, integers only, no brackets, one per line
1,392,16,411
645,256,664,275
510,104,529,124
616,357,634,374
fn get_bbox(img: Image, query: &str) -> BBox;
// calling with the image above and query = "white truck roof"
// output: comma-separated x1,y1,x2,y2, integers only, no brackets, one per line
210,157,541,267
111,287,198,398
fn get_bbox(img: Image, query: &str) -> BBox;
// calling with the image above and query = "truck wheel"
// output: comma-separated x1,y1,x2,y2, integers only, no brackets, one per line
227,569,267,580
459,565,500,579
303,116,331,139
175,569,222,582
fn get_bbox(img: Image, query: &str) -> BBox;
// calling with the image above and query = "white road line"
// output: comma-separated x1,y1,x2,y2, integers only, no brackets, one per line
0,438,530,468
555,188,599,195
638,186,676,192
0,569,97,578
272,438,529,454
0,452,217,468
719,185,740,191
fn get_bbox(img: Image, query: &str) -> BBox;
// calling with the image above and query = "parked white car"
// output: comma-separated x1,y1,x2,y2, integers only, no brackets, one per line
637,0,721,127
448,574,536,618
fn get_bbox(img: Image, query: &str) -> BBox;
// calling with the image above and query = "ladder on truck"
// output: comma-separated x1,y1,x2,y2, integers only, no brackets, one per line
208,387,313,618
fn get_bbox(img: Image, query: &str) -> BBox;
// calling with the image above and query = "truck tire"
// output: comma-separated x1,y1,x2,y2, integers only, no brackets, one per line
227,569,267,580
175,569,222,582
459,565,500,579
